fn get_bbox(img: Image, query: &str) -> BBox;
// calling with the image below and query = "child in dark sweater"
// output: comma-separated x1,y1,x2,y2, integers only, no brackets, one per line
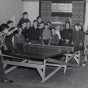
22,20,32,42
18,12,30,27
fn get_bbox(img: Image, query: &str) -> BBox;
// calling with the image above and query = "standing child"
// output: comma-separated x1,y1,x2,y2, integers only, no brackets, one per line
36,16,43,26
14,21,26,52
0,23,14,83
72,24,84,65
31,20,41,44
5,20,17,52
14,28,25,52
72,24,84,51
61,22,73,45
22,20,32,42
17,12,30,27
51,26,61,46
42,24,51,45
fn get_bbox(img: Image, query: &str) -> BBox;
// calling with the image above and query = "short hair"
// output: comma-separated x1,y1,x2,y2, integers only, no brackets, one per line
0,23,9,32
47,21,51,24
74,23,80,27
44,23,48,26
37,16,41,20
39,21,44,25
65,21,70,24
22,12,28,15
7,20,13,25
21,19,30,24
65,21,70,26
33,20,38,23
74,23,83,31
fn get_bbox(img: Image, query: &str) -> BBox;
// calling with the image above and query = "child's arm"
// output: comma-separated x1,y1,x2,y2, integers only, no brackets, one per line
7,27,17,36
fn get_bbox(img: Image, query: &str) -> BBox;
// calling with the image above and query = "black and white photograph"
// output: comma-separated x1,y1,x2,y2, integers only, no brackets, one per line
0,0,88,88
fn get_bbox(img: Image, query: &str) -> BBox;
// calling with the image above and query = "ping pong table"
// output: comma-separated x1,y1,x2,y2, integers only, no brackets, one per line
1,44,74,82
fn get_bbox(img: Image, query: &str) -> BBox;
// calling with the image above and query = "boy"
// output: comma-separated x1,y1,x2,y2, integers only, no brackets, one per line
18,12,30,27
42,24,51,45
72,24,84,51
31,20,40,43
72,24,84,65
38,22,45,41
61,22,73,45
14,27,25,52
22,20,32,42
36,16,43,25
7,20,15,30
51,26,61,45
0,23,13,83
5,20,16,52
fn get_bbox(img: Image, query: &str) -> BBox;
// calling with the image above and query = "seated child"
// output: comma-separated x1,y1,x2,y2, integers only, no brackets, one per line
42,23,51,45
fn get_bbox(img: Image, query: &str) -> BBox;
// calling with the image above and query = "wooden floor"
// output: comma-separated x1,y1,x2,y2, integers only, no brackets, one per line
0,63,88,88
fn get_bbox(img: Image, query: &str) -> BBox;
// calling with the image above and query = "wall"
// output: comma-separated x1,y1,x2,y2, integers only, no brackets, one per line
84,0,88,32
40,0,85,26
23,0,39,23
72,1,84,26
40,0,51,22
0,0,23,24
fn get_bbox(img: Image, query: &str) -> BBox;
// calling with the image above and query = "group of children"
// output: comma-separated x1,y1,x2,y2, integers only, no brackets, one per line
0,11,85,83
0,11,84,52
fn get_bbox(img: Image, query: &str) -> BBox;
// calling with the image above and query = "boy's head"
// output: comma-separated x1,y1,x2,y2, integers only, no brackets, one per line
74,23,81,31
21,21,26,29
47,21,52,27
44,23,49,29
37,16,42,24
65,22,70,29
7,20,14,28
22,12,29,19
0,23,9,33
38,22,45,29
33,20,38,28
26,20,31,29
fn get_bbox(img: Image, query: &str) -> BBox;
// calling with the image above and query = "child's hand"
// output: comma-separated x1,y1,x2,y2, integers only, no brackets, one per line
65,39,69,44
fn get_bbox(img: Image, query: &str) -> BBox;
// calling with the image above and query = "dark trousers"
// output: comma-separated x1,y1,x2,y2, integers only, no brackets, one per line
0,56,7,80
43,39,50,45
